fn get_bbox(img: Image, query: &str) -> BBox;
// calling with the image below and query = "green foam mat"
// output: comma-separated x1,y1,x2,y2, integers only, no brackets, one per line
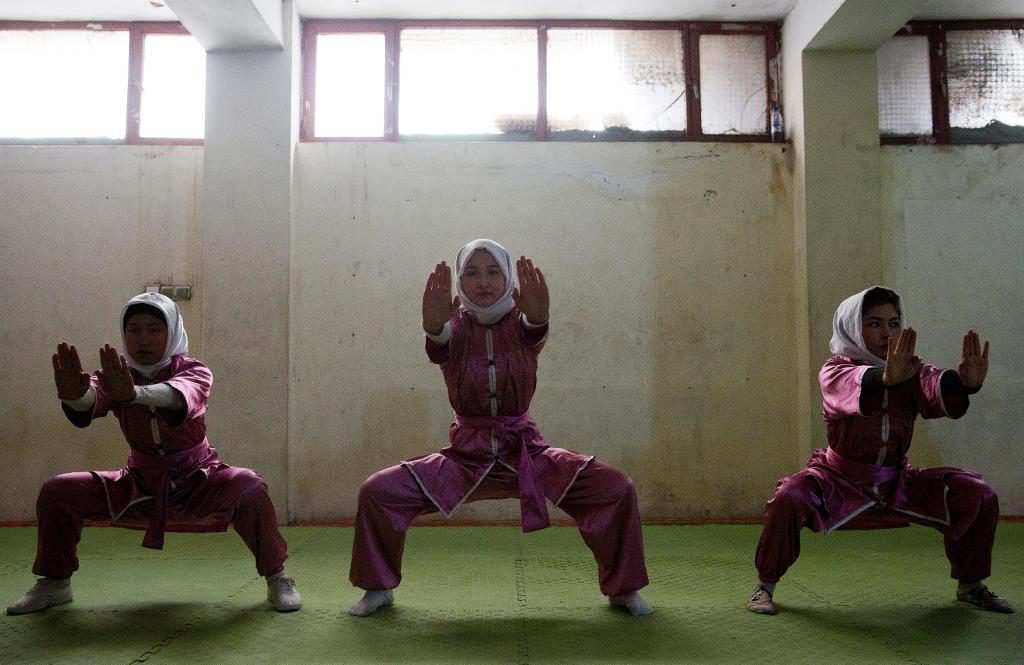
1,524,1021,664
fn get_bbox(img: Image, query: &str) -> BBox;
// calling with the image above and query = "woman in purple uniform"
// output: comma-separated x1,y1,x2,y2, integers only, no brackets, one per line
7,292,300,615
348,239,650,617
748,286,1012,615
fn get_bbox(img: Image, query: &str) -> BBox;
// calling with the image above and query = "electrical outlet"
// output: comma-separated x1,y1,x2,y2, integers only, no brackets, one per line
149,284,192,301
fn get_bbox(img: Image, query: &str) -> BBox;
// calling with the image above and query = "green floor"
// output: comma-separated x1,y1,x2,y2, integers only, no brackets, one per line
1,524,1021,664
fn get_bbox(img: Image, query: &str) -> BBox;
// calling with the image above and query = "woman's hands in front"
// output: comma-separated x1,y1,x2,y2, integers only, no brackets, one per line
422,261,461,335
97,344,137,402
512,256,549,324
52,342,91,400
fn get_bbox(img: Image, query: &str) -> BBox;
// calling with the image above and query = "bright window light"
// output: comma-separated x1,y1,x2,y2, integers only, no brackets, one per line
877,36,934,136
547,29,685,134
0,29,129,139
699,33,767,135
947,29,1024,130
139,33,206,139
399,28,537,136
315,33,386,138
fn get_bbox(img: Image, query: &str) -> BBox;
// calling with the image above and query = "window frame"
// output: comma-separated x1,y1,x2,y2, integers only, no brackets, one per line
301,19,781,143
0,20,202,146
884,19,1024,145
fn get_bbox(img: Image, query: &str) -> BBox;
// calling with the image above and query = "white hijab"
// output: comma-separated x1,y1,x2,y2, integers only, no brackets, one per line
455,239,517,325
829,285,906,368
120,292,189,377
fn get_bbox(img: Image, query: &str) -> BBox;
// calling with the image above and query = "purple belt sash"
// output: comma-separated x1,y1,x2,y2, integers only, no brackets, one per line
454,413,550,533
824,447,904,489
128,440,218,549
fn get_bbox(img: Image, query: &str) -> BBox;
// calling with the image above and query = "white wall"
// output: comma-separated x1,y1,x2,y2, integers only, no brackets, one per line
882,144,1024,514
290,141,798,522
2,141,1021,521
0,146,203,520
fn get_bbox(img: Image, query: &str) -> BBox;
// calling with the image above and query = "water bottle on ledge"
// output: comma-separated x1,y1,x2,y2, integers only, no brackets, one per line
770,105,784,141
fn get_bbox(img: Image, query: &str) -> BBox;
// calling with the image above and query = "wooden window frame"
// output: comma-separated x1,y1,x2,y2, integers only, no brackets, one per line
884,20,1024,145
0,21,202,145
301,19,782,143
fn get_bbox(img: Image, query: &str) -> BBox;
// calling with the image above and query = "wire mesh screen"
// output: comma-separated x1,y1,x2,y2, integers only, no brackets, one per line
547,29,685,133
947,29,1024,131
877,36,933,136
699,33,767,135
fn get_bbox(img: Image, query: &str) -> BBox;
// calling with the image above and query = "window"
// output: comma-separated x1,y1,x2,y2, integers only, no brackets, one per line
303,20,780,142
877,36,933,136
0,22,205,144
698,33,767,135
314,32,387,138
947,29,1024,139
879,21,1024,144
546,29,685,138
400,28,537,138
0,27,129,140
138,31,206,140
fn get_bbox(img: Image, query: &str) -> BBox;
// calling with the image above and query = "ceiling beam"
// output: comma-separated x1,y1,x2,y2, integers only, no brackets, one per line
164,0,283,51
807,0,922,50
784,0,923,52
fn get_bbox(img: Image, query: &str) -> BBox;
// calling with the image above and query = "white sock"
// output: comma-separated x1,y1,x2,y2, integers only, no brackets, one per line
348,589,394,617
757,580,776,595
958,581,982,593
41,577,71,587
609,591,653,616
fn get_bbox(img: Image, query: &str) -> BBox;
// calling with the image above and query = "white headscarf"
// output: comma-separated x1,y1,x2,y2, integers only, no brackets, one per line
455,239,518,325
829,285,906,368
120,292,189,377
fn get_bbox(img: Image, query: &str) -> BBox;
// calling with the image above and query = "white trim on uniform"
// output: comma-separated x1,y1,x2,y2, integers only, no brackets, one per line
401,459,497,519
554,456,595,507
826,500,876,533
93,473,154,524
893,484,952,526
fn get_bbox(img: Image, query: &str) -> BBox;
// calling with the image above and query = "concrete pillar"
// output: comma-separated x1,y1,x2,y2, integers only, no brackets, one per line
199,2,298,521
782,0,917,459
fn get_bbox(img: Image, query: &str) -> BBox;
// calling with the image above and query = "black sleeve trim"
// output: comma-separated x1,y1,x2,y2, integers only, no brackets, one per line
61,403,93,429
860,368,886,414
941,370,979,396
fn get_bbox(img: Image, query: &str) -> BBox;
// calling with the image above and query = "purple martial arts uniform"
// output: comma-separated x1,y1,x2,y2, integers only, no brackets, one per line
33,355,288,579
350,308,649,596
755,355,999,584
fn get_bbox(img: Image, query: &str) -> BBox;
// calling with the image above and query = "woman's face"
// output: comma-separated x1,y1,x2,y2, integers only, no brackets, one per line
861,303,901,359
124,313,169,365
460,249,507,308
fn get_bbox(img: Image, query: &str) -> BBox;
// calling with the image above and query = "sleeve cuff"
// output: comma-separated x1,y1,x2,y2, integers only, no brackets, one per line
133,383,185,409
520,313,548,329
425,321,452,345
61,386,97,412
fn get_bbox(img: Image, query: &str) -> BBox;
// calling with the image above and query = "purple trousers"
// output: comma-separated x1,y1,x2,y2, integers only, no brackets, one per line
755,468,999,584
32,469,289,579
350,459,649,596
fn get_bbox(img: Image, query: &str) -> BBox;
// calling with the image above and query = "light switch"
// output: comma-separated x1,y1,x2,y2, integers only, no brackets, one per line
146,284,192,301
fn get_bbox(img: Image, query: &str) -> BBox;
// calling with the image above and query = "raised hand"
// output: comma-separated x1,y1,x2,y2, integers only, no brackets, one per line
96,344,137,402
422,261,461,335
958,329,989,389
512,256,549,324
883,327,918,386
52,342,91,400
